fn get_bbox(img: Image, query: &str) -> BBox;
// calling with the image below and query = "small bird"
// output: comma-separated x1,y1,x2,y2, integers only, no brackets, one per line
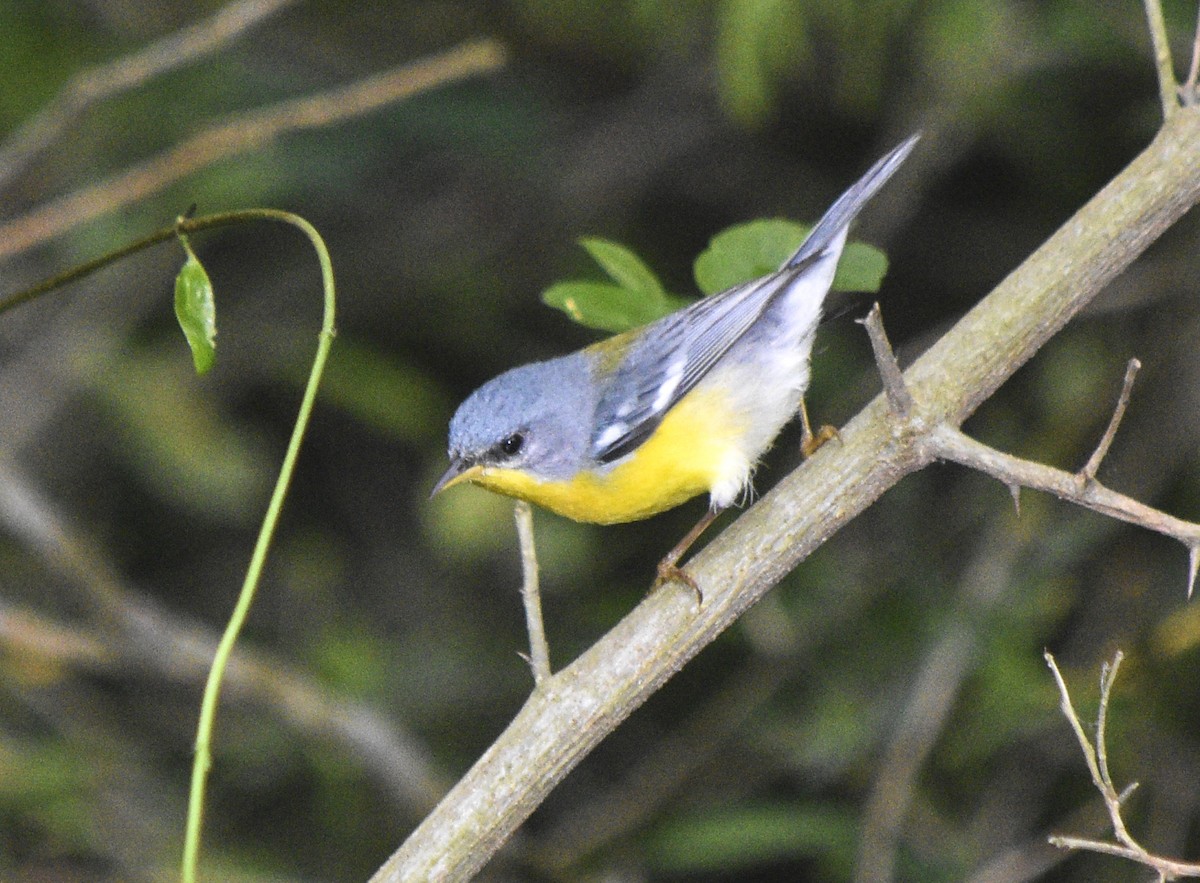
433,135,918,591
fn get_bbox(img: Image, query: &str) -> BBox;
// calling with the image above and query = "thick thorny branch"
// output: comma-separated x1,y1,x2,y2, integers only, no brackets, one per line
372,106,1200,883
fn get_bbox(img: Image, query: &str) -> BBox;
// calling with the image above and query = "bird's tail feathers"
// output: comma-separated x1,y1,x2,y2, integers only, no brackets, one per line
784,133,920,270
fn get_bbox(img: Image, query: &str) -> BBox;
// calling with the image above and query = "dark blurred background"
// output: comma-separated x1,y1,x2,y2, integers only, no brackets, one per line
2,1,1200,881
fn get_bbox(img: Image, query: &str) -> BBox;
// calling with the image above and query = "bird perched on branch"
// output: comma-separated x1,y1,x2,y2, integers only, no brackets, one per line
434,134,919,593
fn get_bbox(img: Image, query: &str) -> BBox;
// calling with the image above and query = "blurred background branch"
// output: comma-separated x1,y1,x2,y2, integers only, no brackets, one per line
0,37,505,260
3,1,1200,881
0,461,447,811
0,0,297,191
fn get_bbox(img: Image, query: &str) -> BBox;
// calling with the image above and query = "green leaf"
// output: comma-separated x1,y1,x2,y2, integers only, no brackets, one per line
694,218,809,294
542,239,690,333
579,236,665,297
173,240,216,375
542,280,691,333
836,241,890,293
543,225,890,335
693,218,891,296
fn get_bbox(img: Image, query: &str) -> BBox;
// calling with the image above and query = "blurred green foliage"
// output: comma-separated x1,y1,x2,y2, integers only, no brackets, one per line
2,1,1200,882
88,346,274,522
646,802,858,876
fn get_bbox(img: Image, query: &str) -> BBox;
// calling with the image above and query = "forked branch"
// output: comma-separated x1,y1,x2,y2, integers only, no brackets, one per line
858,308,1200,598
1047,651,1200,880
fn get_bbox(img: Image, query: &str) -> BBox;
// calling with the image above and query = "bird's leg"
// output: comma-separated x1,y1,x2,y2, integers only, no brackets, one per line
655,507,723,605
798,396,838,458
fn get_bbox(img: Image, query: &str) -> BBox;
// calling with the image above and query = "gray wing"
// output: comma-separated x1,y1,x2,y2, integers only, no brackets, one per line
590,263,817,464
589,132,919,465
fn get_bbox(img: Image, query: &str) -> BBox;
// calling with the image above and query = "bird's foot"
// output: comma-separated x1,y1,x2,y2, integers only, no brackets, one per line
654,560,703,607
801,424,840,458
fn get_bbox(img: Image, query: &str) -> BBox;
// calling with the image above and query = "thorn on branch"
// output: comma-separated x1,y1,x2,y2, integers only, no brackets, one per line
859,303,913,419
1077,358,1141,485
929,422,1200,598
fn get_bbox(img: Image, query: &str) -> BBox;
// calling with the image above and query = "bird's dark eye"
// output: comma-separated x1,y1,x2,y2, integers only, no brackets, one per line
498,433,525,457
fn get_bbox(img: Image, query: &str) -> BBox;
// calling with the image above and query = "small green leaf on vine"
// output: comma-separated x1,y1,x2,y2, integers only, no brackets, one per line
174,236,217,375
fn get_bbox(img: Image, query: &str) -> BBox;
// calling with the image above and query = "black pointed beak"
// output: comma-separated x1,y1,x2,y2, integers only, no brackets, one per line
430,456,472,499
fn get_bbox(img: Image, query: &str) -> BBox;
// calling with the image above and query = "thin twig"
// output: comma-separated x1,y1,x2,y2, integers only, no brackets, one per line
1181,3,1200,105
182,210,337,882
928,424,1200,597
0,0,297,192
1047,835,1149,861
1143,0,1180,120
1046,652,1105,787
858,303,913,418
0,38,506,261
514,501,552,685
1078,359,1141,482
1046,651,1200,879
1094,655,1121,794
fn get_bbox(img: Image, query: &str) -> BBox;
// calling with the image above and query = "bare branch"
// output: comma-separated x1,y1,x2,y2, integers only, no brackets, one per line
1078,358,1141,483
0,38,506,261
1047,651,1200,879
927,424,1200,596
1143,0,1180,119
1181,3,1200,105
0,0,297,191
514,501,552,685
859,302,913,418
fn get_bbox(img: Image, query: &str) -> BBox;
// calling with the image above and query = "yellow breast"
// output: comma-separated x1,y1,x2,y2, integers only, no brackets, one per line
467,385,750,524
